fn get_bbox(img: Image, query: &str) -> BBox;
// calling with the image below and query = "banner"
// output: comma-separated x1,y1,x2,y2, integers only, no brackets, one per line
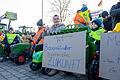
43,31,86,74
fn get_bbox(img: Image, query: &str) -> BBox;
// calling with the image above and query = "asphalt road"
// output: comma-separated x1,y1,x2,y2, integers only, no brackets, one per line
0,60,88,80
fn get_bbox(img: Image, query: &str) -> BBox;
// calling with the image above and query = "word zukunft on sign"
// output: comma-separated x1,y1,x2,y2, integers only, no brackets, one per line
43,31,86,74
99,33,120,80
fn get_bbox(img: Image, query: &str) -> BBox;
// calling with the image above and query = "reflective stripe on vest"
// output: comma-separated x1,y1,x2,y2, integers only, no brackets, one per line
6,34,17,44
89,28,105,40
31,28,45,45
79,10,90,23
38,38,44,44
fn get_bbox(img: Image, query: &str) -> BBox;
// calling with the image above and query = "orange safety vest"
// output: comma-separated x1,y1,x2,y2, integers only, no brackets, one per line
31,28,45,45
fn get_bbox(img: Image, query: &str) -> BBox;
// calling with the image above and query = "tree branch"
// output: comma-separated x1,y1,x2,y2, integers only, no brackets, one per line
49,0,71,22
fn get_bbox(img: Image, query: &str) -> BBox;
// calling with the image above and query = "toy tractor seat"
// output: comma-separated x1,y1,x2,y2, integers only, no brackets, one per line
10,43,31,65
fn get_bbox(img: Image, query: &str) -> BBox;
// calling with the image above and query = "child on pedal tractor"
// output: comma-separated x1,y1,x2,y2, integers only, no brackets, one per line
89,19,106,52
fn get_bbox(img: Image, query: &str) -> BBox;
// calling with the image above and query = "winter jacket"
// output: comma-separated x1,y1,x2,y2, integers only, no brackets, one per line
103,16,113,31
74,12,86,25
50,23,65,33
113,22,120,32
80,5,92,22
31,28,45,45
110,2,120,28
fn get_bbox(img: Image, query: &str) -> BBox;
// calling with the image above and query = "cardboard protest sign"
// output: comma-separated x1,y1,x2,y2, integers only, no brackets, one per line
43,31,86,74
99,33,120,80
5,11,17,20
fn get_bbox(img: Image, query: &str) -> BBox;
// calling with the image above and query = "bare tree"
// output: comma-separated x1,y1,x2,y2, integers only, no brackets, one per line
49,0,71,22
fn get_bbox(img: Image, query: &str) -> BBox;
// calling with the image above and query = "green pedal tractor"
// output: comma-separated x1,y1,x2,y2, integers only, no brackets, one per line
30,24,96,76
30,44,43,71
9,43,32,65
30,44,53,74
0,41,32,65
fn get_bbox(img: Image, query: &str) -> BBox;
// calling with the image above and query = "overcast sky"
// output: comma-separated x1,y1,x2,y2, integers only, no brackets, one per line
0,0,119,30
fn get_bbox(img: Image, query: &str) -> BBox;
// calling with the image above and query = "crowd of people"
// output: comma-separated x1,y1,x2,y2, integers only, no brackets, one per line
73,1,120,52
0,0,120,77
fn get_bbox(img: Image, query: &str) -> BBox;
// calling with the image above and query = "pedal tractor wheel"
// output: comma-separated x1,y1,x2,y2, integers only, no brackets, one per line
88,60,100,80
30,62,42,71
63,71,73,75
15,54,26,65
41,67,52,75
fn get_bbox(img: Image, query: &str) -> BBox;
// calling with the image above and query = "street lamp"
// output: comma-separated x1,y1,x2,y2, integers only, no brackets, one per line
42,0,43,21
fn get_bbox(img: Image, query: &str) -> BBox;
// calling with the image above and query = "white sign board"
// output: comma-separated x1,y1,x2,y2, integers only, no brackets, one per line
99,33,120,80
5,12,17,20
43,31,86,74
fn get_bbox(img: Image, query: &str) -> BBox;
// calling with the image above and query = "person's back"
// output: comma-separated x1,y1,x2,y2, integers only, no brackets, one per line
74,10,85,27
110,1,120,28
113,22,120,32
80,5,92,25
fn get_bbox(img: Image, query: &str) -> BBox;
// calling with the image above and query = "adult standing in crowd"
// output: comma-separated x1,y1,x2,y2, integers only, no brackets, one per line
110,0,120,29
47,14,65,76
101,11,112,31
113,22,120,32
4,27,20,57
49,15,65,33
74,10,86,28
31,19,46,52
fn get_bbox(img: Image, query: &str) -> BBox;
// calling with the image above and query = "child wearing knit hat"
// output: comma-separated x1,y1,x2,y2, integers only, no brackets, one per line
90,19,106,51
91,19,103,30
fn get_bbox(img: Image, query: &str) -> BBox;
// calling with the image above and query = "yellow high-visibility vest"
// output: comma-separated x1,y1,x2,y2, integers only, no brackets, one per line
6,33,17,44
89,27,106,40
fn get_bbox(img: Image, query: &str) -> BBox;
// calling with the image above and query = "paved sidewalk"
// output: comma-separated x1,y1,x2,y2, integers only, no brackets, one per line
0,60,88,80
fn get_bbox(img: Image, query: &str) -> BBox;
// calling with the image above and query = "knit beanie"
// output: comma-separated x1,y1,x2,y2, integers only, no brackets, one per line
81,5,88,12
37,19,43,26
92,19,102,27
102,11,108,18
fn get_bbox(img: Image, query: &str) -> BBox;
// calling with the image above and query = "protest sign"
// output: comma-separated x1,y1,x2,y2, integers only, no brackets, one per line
99,33,120,80
43,31,86,74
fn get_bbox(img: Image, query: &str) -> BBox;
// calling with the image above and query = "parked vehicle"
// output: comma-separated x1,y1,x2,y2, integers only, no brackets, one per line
10,43,32,65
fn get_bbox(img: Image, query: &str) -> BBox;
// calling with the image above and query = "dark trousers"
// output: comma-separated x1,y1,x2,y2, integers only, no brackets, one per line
95,41,100,52
35,44,43,52
5,45,11,57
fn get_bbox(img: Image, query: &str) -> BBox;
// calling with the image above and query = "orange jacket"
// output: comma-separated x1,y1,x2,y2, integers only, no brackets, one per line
74,13,86,25
31,28,45,45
